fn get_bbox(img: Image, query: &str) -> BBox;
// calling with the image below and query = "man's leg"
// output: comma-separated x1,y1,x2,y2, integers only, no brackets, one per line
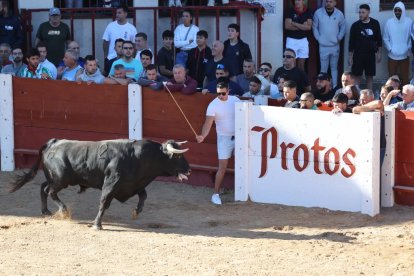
330,46,340,89
366,76,373,90
400,57,410,85
388,58,399,79
319,46,329,73
214,159,229,194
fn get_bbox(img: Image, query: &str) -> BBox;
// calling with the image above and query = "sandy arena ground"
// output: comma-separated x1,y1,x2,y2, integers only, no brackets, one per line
1,171,414,275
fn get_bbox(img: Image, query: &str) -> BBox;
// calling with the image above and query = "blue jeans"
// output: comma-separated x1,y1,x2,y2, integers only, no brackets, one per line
175,51,189,67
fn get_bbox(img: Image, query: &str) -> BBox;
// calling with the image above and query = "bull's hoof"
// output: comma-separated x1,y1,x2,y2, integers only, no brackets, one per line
132,209,140,220
42,209,52,216
92,224,103,231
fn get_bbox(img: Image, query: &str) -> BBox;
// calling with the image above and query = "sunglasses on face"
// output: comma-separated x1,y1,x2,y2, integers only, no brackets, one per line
394,8,402,12
259,68,270,72
217,92,227,96
283,55,294,59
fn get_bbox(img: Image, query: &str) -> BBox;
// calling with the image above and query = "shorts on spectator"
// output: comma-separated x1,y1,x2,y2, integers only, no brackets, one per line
217,135,235,160
286,37,309,59
352,52,376,77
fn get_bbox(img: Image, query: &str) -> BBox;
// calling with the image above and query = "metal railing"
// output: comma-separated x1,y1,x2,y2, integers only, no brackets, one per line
20,3,262,64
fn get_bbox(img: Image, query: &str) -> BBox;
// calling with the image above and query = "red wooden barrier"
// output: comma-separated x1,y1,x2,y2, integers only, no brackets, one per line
12,77,233,188
393,110,414,205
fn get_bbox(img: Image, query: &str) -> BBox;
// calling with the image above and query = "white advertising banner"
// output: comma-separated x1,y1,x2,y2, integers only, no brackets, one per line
235,103,380,216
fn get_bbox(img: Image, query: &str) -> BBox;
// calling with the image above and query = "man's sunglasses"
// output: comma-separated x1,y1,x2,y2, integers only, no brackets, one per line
217,92,227,96
259,68,270,72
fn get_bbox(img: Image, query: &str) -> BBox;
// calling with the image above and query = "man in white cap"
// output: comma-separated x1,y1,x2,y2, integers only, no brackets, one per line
35,7,71,67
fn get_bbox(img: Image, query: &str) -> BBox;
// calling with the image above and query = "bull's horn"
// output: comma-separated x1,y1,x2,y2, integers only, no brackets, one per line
166,144,189,154
176,140,188,145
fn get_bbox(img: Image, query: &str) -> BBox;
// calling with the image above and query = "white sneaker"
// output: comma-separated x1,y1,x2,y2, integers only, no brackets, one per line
208,0,215,6
168,0,175,6
175,0,182,7
211,193,222,205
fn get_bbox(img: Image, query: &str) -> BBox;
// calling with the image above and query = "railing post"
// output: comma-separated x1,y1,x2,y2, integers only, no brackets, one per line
0,74,15,171
128,83,143,140
235,101,251,201
382,108,395,207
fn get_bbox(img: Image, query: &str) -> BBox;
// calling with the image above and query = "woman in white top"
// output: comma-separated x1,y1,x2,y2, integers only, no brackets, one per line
174,10,199,66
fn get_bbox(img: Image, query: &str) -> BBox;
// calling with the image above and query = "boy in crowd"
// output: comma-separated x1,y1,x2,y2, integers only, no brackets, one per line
20,48,52,79
134,32,153,63
139,49,153,78
186,30,212,89
104,38,124,76
242,76,262,98
37,42,57,79
283,80,300,108
76,55,105,84
202,64,243,96
223,23,252,76
157,30,174,78
137,64,166,90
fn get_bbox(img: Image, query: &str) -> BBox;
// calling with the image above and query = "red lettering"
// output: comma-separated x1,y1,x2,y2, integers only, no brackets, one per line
251,126,277,178
293,144,309,172
341,148,356,178
280,142,295,170
324,147,340,175
251,126,357,178
311,138,325,174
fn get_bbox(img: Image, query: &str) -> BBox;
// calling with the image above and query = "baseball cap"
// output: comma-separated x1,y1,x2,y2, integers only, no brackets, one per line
316,72,331,81
49,7,61,16
332,93,348,104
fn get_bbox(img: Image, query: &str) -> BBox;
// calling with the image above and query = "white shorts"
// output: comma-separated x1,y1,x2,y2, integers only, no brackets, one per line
286,37,309,59
217,135,235,160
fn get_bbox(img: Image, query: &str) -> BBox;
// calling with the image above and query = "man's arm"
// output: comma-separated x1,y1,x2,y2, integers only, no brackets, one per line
383,89,400,106
103,40,109,59
293,19,312,31
181,78,197,95
196,116,215,143
312,11,320,41
158,65,173,78
352,100,384,114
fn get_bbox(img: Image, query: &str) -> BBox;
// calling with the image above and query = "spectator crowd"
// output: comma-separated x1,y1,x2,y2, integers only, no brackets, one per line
1,1,413,112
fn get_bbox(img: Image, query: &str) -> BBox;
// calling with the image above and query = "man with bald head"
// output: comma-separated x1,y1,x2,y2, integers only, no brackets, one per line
203,40,231,87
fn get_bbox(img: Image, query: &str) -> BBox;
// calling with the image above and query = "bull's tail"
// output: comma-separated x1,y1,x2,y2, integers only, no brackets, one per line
9,140,54,193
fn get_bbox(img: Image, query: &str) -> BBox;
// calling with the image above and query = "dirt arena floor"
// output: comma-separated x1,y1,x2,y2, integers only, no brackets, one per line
1,171,414,275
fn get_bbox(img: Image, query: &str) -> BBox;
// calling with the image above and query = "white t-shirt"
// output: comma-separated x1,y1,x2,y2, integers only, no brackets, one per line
206,95,241,136
102,21,137,59
174,24,199,51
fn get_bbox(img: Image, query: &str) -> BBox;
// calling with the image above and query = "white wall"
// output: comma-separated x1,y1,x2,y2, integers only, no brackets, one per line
19,0,53,9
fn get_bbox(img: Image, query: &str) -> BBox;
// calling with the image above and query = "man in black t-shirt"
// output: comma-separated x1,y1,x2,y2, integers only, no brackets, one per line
312,72,335,102
272,48,310,96
157,30,174,79
349,4,382,90
186,30,212,89
284,0,313,71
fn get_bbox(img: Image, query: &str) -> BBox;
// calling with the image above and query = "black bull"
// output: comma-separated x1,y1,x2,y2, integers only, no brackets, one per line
9,138,191,230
